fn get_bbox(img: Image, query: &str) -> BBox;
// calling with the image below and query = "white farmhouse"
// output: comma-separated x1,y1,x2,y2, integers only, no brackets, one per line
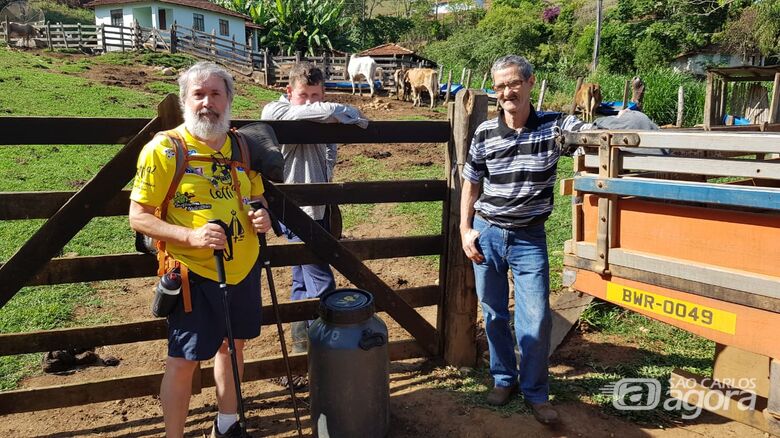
86,0,252,46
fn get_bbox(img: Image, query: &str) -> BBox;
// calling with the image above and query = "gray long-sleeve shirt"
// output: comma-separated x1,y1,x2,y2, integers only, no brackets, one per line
260,95,368,220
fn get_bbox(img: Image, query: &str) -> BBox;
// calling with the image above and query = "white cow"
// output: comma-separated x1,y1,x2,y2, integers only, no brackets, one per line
347,54,379,98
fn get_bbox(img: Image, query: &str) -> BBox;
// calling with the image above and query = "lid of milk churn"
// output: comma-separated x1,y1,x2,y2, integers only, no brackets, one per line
319,288,375,324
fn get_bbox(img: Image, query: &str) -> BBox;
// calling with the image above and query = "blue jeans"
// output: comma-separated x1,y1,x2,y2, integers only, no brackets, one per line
472,215,552,404
280,218,336,353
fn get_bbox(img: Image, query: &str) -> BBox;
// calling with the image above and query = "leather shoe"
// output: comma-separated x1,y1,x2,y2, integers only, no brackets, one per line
525,400,560,425
486,384,517,406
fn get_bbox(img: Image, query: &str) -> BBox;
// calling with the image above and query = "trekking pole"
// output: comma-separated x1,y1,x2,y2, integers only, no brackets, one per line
249,201,304,438
208,219,249,438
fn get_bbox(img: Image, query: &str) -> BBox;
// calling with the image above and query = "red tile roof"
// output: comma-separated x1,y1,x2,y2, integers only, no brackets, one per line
84,0,250,20
359,43,416,57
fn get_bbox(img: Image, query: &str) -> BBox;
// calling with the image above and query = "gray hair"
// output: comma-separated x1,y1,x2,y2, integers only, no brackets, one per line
178,61,235,103
491,55,534,80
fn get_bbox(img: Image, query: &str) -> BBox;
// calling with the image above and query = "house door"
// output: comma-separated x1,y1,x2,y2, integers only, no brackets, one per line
159,10,167,30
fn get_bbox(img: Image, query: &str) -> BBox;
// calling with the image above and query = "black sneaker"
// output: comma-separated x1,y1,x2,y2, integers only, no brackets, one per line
210,418,249,438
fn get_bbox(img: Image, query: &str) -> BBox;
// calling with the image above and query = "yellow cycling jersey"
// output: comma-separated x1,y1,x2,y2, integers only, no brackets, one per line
130,124,264,284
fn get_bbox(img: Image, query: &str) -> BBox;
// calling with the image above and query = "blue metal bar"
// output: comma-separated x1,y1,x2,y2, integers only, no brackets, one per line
574,175,780,211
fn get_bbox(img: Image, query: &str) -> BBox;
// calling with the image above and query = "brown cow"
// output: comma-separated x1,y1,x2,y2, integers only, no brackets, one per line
404,68,438,109
575,82,602,122
7,22,43,46
393,67,411,101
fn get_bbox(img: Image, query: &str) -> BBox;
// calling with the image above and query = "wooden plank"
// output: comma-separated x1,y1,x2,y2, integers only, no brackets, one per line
571,242,780,301
234,120,451,144
0,180,446,220
0,117,152,145
564,131,780,154
0,235,442,286
569,268,780,357
0,286,439,355
262,180,440,355
574,175,780,211
0,339,429,415
583,153,780,180
548,290,593,356
770,72,780,125
0,96,181,310
713,344,770,398
565,256,780,315
580,195,780,278
1,118,450,145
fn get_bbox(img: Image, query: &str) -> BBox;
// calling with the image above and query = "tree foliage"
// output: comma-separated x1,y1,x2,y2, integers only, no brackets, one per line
217,0,350,55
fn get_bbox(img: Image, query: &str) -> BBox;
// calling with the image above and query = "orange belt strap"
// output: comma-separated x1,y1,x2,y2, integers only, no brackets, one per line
180,264,192,313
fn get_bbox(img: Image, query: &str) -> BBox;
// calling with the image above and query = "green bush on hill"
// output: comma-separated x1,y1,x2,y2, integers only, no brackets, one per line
33,0,93,24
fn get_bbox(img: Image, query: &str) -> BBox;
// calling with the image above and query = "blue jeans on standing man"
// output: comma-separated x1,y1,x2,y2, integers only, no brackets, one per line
280,217,336,353
472,215,552,404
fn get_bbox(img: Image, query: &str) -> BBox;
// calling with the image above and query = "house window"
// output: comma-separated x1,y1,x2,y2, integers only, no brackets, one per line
110,9,123,27
219,19,229,36
193,13,204,31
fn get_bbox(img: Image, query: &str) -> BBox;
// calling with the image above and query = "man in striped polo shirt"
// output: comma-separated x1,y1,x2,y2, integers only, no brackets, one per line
460,55,592,425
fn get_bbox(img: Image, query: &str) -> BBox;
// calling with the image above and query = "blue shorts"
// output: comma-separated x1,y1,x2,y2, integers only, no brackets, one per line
166,263,262,361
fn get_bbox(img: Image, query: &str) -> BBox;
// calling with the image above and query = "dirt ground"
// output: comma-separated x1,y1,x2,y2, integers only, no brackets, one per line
0,59,769,437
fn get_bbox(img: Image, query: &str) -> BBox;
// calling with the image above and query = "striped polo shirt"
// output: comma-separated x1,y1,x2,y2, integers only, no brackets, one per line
463,105,590,228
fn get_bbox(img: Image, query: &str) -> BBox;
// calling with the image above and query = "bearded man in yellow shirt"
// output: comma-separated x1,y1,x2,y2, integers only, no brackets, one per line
129,61,271,438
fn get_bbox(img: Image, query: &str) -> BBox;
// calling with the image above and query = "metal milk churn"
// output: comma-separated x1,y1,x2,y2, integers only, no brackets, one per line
308,288,390,438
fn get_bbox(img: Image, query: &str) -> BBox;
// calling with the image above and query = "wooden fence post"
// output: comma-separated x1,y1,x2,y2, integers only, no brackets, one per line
703,72,714,129
170,22,177,54
263,47,272,86
676,85,685,127
295,50,301,63
47,22,53,50
459,67,466,85
60,23,68,50
134,20,141,51
480,72,488,90
323,51,330,79
464,69,472,90
536,78,548,111
621,79,630,109
439,89,486,367
444,70,453,105
5,17,10,45
770,72,780,124
343,53,349,80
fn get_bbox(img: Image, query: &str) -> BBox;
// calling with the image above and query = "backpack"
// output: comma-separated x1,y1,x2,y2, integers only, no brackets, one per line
135,128,252,314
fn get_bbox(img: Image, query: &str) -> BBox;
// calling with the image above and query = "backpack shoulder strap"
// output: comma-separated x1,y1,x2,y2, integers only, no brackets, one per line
158,129,189,221
229,128,251,171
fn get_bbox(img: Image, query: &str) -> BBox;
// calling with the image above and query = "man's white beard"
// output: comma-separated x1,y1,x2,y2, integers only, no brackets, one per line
184,104,231,141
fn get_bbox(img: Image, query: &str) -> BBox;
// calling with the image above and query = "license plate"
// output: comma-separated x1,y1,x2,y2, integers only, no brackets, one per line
606,282,737,335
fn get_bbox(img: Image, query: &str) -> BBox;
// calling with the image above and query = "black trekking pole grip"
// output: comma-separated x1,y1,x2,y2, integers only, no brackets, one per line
207,219,228,285
249,200,283,237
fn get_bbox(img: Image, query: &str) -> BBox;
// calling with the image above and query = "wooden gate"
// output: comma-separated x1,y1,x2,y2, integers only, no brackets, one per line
0,91,487,415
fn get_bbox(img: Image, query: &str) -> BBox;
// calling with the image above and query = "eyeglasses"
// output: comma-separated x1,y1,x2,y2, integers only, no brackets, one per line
492,79,527,94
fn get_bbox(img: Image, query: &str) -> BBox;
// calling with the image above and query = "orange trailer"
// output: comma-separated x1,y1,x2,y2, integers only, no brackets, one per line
562,130,780,433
